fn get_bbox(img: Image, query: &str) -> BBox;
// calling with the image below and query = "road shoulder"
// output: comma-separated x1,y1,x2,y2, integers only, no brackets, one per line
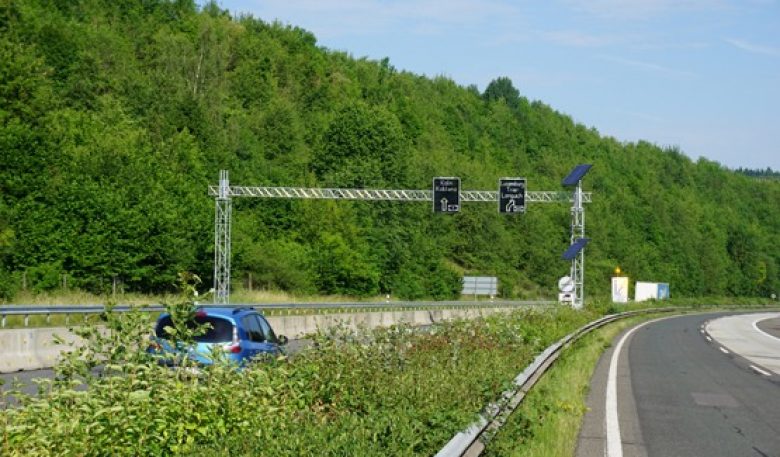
575,322,648,457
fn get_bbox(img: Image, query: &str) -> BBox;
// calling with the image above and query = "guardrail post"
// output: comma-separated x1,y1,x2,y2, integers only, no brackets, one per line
1,314,5,328
24,314,29,327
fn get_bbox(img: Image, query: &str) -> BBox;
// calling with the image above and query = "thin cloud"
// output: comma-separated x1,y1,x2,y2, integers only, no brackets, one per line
242,0,521,35
631,41,710,52
615,108,664,123
726,38,780,57
563,0,731,19
599,55,696,78
489,29,617,48
501,28,700,52
386,0,519,25
541,30,617,47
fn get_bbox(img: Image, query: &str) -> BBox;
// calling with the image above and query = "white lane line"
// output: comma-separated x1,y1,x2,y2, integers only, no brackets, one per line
750,364,771,377
705,336,712,342
752,317,780,343
719,347,730,355
605,319,661,457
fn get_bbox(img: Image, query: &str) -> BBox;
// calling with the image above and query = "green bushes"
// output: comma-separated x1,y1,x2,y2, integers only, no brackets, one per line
0,293,595,456
2,0,778,301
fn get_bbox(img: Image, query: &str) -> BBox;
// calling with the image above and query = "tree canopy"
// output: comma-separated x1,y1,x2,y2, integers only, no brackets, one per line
1,0,778,301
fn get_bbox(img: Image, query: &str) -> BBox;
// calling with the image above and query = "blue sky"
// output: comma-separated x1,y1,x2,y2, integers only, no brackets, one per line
217,0,780,170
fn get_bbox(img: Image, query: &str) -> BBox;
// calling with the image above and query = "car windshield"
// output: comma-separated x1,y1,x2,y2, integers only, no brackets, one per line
155,315,233,343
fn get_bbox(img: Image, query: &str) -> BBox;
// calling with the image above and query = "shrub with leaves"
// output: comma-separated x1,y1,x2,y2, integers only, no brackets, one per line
1,289,596,456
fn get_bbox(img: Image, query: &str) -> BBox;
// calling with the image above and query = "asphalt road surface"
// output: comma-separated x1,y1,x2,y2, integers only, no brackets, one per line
577,312,780,457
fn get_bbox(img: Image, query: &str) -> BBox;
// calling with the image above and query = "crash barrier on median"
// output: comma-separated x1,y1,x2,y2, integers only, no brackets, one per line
0,300,551,329
266,307,518,339
0,304,533,373
0,328,82,373
434,308,679,457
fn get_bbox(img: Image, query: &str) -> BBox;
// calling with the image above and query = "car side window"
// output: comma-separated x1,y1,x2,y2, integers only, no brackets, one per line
241,316,265,343
256,315,278,343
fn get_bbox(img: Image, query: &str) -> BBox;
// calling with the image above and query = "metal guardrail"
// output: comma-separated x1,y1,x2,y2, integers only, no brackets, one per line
0,300,554,328
434,308,672,457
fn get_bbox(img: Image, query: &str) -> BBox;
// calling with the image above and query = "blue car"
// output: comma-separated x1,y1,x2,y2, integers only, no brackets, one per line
149,307,288,367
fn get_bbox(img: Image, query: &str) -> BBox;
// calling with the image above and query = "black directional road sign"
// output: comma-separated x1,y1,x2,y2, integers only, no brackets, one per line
433,177,460,213
499,178,526,214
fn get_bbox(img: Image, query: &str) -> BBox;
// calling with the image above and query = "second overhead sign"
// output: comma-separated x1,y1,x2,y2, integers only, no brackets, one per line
499,178,526,214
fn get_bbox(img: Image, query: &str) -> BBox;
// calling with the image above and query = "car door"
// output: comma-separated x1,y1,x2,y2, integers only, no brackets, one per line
240,314,266,360
256,314,283,355
242,313,280,359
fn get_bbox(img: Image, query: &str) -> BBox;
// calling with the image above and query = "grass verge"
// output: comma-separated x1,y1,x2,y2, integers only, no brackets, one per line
482,314,662,457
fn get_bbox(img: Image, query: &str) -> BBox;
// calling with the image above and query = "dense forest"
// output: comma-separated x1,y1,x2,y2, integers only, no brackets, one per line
735,167,780,180
1,0,778,301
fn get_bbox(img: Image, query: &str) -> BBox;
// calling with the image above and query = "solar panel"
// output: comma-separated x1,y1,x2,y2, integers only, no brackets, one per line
562,238,590,260
562,164,593,186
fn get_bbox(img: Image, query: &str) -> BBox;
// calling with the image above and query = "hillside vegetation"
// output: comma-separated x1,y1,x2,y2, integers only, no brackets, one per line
1,0,778,301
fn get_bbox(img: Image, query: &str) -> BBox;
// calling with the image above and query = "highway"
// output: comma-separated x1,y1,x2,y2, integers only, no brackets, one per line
577,312,780,457
6,310,779,456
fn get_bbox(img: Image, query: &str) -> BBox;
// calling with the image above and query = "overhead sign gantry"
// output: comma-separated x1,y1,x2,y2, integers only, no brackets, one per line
209,168,592,307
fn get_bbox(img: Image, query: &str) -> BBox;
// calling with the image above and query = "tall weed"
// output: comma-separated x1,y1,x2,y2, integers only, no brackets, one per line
1,288,596,456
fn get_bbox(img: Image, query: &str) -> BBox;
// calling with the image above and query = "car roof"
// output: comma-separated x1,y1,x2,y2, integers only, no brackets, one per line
198,306,258,316
156,307,259,321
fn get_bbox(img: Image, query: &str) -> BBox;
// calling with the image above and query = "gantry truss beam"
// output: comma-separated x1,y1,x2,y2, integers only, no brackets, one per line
212,173,592,307
208,186,592,204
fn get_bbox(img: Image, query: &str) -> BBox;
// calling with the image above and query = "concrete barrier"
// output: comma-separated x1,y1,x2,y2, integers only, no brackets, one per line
266,307,514,338
0,328,82,373
0,306,517,373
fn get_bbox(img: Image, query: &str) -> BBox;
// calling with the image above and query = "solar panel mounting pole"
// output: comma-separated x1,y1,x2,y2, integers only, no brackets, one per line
561,164,592,310
571,179,585,309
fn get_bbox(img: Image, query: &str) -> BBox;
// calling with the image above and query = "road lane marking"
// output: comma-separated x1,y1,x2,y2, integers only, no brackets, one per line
719,347,729,354
749,365,771,377
705,336,712,342
605,318,664,457
752,317,780,343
